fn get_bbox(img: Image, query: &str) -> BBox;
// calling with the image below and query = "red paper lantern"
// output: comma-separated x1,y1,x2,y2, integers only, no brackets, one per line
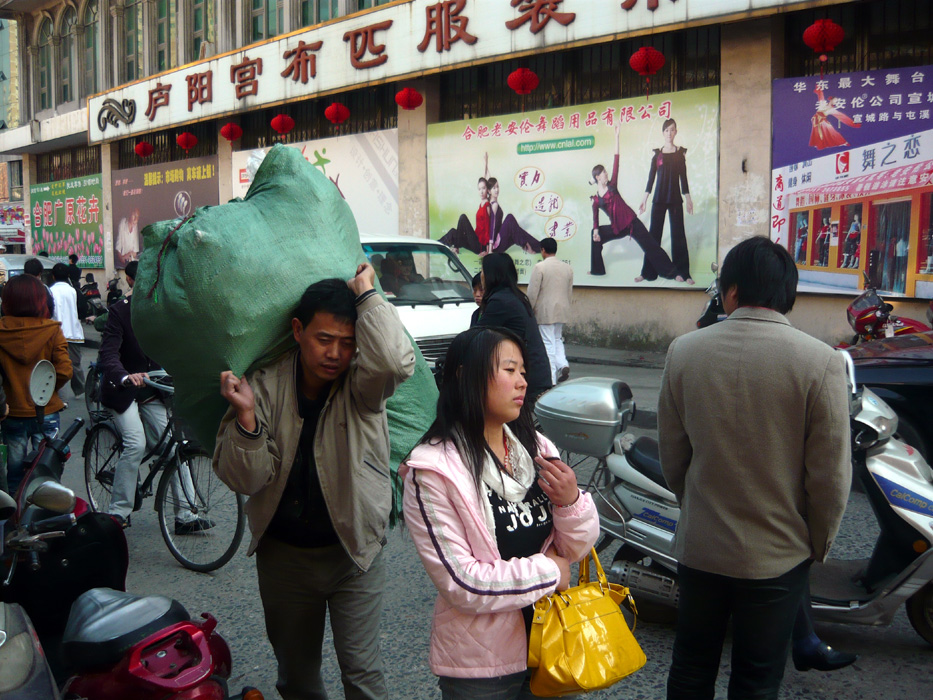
629,47,665,100
220,122,243,142
176,131,198,151
324,102,350,125
134,141,154,158
803,19,844,77
270,113,296,135
507,68,539,96
395,87,424,111
803,19,845,59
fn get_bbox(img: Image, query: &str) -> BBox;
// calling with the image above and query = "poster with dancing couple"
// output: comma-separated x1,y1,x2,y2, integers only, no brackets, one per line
426,87,720,288
771,64,933,299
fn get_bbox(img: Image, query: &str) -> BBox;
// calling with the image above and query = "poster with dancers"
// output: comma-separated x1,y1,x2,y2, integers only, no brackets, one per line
771,64,933,299
426,87,720,288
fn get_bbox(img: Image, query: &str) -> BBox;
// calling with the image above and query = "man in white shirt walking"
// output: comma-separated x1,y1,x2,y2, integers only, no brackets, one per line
50,263,86,397
526,237,574,383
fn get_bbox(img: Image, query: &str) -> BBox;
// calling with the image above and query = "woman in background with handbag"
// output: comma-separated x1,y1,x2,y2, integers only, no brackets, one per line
401,326,599,699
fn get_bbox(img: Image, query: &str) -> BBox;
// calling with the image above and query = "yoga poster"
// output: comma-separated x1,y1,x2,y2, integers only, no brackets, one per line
426,87,720,288
771,64,933,299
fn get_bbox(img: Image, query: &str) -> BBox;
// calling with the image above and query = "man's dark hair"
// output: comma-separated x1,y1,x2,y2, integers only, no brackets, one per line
294,279,357,327
37,251,49,257
540,238,557,255
23,258,44,277
125,261,139,280
69,254,79,264
471,272,482,290
720,236,798,314
52,262,70,282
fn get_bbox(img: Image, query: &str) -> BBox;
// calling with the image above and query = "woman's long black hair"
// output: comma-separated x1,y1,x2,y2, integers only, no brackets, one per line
481,253,534,317
419,326,539,492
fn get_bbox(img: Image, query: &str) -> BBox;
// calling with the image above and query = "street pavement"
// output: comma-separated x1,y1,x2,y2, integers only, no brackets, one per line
51,340,933,700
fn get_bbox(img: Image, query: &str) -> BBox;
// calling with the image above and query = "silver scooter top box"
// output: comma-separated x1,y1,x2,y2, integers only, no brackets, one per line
534,377,635,457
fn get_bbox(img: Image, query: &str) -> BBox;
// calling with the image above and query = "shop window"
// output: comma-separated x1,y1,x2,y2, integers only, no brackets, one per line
919,194,933,275
60,7,77,103
124,0,144,82
37,18,52,110
35,146,101,184
301,0,337,26
810,207,833,267
789,211,810,265
9,161,23,201
84,0,99,96
837,203,863,269
191,0,213,60
439,26,720,121
156,0,176,72
250,0,284,42
355,0,392,9
868,200,911,293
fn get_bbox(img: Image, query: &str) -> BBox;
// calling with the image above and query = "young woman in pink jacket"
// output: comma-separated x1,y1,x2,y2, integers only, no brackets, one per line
401,327,599,699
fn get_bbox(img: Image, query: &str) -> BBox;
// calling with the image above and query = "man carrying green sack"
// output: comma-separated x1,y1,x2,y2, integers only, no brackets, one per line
215,262,414,700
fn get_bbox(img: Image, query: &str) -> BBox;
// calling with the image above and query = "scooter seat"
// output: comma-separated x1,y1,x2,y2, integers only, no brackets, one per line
627,436,669,490
61,587,190,671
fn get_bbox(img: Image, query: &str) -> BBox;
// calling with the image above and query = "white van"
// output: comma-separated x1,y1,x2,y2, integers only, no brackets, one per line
359,233,476,368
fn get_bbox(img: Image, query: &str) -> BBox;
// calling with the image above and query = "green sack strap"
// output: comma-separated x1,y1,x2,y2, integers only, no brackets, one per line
145,215,192,302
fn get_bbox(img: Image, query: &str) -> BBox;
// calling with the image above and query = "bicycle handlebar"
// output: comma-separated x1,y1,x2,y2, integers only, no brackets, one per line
142,369,175,395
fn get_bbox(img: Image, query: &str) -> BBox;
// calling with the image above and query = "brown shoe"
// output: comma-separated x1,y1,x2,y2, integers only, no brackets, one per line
558,367,570,383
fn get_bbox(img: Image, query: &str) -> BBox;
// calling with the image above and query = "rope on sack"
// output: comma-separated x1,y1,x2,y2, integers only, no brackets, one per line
146,215,193,302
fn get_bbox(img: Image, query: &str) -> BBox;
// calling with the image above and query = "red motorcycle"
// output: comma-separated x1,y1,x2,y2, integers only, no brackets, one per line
0,362,261,700
845,273,932,344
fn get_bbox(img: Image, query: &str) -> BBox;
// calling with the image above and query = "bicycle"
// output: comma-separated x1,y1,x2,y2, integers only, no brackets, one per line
82,370,246,572
84,360,107,422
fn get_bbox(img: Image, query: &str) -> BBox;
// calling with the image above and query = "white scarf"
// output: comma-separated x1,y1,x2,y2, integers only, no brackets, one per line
477,425,536,548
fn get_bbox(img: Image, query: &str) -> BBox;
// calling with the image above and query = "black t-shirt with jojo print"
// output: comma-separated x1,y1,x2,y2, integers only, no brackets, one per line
486,479,554,632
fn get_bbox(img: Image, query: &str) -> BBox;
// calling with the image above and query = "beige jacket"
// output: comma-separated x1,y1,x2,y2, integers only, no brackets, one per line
526,256,573,325
212,294,416,568
658,307,851,579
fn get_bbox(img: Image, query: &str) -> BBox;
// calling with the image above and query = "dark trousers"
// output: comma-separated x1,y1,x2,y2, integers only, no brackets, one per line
591,221,677,278
440,214,483,254
667,560,811,700
643,203,689,280
257,538,389,700
492,214,541,253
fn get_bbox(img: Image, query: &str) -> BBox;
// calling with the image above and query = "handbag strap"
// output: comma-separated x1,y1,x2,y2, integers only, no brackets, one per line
578,548,609,587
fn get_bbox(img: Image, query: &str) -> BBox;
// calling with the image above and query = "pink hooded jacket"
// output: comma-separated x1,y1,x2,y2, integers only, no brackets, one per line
400,434,599,678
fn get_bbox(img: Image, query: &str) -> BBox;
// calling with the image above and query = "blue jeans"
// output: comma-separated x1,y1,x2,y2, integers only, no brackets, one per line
2,413,61,495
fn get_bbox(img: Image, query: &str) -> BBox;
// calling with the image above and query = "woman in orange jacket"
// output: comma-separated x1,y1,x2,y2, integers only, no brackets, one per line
0,274,71,495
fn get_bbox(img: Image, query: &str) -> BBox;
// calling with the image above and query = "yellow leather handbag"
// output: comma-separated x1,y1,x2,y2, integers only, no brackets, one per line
527,548,646,697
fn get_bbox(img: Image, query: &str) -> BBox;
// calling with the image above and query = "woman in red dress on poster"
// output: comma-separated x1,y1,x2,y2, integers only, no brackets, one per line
440,153,493,255
810,87,860,150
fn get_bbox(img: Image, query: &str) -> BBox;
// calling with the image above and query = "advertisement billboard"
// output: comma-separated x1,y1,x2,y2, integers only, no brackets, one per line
771,64,933,299
28,174,104,266
232,129,398,236
426,86,720,286
111,155,220,269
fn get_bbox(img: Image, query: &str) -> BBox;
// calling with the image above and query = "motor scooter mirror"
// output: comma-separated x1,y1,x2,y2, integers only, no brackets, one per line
0,489,16,520
29,360,56,424
27,482,76,515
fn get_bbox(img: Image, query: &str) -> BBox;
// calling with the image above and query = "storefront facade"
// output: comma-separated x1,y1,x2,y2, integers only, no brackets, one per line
2,0,931,348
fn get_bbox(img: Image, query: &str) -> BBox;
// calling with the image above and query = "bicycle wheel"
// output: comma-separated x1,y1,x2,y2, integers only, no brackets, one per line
83,423,122,512
156,450,245,572
84,364,99,416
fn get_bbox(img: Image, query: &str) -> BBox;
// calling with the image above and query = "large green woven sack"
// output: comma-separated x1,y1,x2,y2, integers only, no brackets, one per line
131,144,437,517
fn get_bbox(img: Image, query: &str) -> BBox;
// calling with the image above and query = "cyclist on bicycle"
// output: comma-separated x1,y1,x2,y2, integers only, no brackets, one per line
98,261,212,533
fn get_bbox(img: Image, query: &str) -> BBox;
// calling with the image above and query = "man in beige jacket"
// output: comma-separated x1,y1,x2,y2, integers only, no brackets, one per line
659,236,850,700
214,263,415,700
526,237,574,383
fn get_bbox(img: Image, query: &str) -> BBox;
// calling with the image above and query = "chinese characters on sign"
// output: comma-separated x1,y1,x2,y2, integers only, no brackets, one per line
29,175,104,266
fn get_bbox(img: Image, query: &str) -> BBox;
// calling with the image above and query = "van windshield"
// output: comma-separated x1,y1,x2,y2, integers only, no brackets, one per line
361,243,474,306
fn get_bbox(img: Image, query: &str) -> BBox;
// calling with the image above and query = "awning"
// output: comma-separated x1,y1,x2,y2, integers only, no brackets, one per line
0,227,26,244
791,159,933,208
